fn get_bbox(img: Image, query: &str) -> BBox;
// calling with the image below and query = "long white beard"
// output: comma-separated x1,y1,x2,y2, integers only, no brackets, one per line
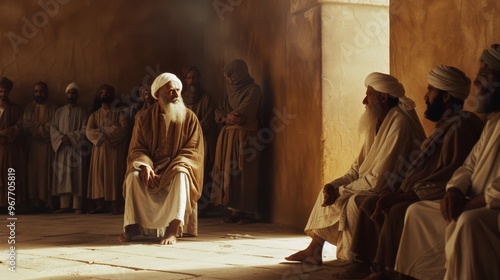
358,98,384,137
160,96,187,123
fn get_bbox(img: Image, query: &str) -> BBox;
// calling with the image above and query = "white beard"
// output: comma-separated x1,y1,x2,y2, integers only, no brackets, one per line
160,96,187,123
358,97,384,137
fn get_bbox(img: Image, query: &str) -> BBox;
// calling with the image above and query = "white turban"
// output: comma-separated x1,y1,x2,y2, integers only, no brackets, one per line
427,65,471,101
65,82,79,93
365,72,405,98
151,73,183,99
481,44,500,71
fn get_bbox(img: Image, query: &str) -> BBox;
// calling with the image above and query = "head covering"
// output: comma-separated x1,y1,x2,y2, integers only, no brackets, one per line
98,84,115,97
427,65,471,101
223,59,254,85
480,44,500,71
65,82,79,93
364,72,405,98
0,77,14,92
365,72,416,110
151,73,182,99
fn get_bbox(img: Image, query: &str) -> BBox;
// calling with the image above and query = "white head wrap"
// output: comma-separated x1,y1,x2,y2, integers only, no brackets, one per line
427,65,471,101
365,72,415,110
65,82,79,93
481,44,500,71
151,73,183,99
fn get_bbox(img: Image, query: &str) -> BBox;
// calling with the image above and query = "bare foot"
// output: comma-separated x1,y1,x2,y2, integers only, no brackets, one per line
118,224,141,243
285,249,323,265
160,219,181,246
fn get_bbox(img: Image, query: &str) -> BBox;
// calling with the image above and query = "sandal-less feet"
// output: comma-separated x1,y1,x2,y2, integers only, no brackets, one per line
118,224,142,242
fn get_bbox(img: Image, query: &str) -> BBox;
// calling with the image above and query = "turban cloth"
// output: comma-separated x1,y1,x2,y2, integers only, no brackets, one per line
365,72,405,98
0,77,14,92
65,82,79,93
427,65,471,101
151,73,183,99
481,44,500,71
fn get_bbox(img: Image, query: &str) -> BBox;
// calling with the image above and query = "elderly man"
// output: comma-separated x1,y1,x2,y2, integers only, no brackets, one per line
50,83,89,214
0,77,25,210
23,82,57,212
119,73,203,245
336,66,483,279
211,59,263,224
182,66,217,217
86,84,128,214
395,44,500,280
286,72,426,265
134,84,156,120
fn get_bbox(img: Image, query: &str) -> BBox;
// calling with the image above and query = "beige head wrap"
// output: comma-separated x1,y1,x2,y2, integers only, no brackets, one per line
365,72,415,110
427,65,471,101
481,44,500,71
65,82,79,93
151,73,182,99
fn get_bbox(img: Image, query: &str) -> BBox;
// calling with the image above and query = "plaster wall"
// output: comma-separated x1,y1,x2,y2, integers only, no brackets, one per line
391,0,500,135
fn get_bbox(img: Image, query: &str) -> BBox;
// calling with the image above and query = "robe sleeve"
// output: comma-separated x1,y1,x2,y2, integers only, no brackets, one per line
127,116,154,170
412,116,482,200
0,106,23,144
231,86,262,124
67,111,88,148
86,112,104,147
486,176,500,209
199,94,216,135
215,97,230,125
101,111,128,147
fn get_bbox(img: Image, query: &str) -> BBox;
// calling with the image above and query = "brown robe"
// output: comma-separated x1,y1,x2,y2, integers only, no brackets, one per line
0,101,25,207
125,103,204,209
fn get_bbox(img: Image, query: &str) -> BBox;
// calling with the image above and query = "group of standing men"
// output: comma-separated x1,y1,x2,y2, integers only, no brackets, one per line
0,59,264,245
287,44,500,280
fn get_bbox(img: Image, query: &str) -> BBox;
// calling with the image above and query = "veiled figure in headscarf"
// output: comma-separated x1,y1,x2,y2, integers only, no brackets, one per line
120,73,204,245
0,77,25,208
211,59,263,224
286,72,426,265
23,82,57,212
337,65,484,279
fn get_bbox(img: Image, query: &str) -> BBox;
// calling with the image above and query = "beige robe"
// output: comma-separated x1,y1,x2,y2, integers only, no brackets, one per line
0,101,25,206
50,105,89,196
86,107,128,201
123,103,204,235
304,105,426,260
211,83,262,213
23,101,56,203
396,111,500,279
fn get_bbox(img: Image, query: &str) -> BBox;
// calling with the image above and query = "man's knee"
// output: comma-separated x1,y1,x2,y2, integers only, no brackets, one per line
456,209,482,230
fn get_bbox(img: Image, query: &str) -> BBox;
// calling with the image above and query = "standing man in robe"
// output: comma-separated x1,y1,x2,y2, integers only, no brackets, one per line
182,66,217,217
395,44,500,280
119,73,203,245
134,84,156,120
23,81,57,212
0,77,25,211
285,72,426,265
86,84,128,214
211,59,263,224
51,82,90,214
337,65,483,279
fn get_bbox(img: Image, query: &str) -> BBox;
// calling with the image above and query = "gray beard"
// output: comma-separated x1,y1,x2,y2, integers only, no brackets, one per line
160,97,187,123
358,99,384,137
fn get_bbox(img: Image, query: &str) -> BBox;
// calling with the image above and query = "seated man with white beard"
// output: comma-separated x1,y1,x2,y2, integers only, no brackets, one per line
286,73,426,265
119,73,204,245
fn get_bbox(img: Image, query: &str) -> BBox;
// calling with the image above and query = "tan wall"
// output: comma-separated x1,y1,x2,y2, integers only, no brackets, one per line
391,0,500,135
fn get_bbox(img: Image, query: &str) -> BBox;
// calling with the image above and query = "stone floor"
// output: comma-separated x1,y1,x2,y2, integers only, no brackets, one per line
0,210,354,280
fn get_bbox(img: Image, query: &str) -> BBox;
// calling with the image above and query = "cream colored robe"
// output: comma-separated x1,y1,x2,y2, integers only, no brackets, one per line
211,84,262,213
0,101,24,206
86,107,128,201
123,103,204,236
396,111,500,279
50,105,89,196
304,106,426,260
23,101,56,203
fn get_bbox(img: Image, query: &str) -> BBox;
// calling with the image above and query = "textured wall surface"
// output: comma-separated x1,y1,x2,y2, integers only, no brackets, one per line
391,0,500,135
